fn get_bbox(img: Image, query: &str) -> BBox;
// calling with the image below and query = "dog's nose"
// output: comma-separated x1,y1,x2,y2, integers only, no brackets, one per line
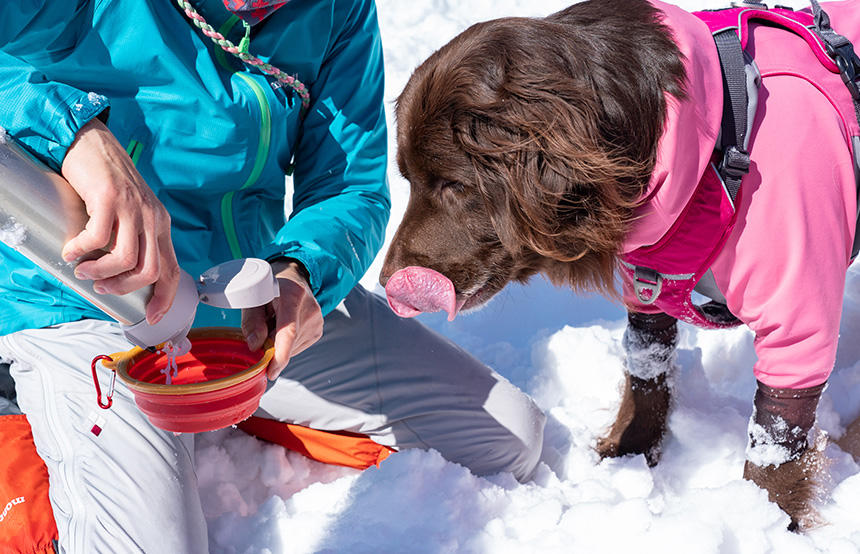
380,246,405,287
379,265,393,287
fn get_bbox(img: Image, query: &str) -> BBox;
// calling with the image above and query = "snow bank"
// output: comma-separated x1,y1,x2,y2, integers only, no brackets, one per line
189,1,860,552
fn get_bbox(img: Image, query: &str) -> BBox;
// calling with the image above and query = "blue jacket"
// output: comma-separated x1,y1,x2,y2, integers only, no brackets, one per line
0,0,390,332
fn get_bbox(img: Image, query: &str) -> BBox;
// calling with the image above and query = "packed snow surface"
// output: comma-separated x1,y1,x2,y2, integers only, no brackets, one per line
38,0,853,552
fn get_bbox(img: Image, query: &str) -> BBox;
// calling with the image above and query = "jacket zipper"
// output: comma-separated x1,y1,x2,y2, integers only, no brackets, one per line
214,15,273,260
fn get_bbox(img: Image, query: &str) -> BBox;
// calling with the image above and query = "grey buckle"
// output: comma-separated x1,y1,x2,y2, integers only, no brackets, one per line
721,146,751,180
633,266,662,305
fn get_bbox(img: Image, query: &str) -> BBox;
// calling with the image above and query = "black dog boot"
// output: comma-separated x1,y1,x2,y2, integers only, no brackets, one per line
743,380,827,532
596,311,677,466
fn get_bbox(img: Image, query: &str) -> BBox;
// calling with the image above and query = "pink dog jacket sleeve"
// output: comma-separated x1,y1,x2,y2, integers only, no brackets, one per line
633,1,860,389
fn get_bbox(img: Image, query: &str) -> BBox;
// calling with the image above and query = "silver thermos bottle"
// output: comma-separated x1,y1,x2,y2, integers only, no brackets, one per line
0,134,199,349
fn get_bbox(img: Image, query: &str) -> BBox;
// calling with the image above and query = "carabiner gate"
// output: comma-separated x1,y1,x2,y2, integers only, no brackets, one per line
91,354,116,410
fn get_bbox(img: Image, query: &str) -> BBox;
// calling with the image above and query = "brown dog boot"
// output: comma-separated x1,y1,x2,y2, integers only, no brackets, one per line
743,380,828,531
836,414,860,461
596,311,677,467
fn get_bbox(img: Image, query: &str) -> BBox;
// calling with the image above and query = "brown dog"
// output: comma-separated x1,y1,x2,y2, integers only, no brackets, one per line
380,0,860,531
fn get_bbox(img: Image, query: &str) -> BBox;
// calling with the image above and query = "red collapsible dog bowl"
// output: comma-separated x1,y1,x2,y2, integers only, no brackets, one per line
98,328,274,433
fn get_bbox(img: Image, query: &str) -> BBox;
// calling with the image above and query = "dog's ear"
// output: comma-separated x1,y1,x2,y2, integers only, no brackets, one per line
396,4,684,294
450,69,650,293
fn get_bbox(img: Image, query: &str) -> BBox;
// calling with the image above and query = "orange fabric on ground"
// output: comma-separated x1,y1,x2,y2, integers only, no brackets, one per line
237,416,395,470
0,414,57,554
0,414,390,553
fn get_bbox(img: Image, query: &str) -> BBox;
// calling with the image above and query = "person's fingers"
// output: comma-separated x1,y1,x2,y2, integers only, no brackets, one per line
260,266,324,380
101,204,164,294
76,216,142,285
95,231,161,295
59,118,187,325
241,305,271,351
144,236,182,325
144,255,180,325
63,207,114,264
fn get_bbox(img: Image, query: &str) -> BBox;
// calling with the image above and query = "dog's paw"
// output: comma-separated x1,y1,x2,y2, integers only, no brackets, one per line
594,422,663,467
743,446,829,532
593,373,670,467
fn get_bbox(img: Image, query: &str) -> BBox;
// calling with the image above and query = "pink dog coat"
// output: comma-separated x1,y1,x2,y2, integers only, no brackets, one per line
622,1,860,389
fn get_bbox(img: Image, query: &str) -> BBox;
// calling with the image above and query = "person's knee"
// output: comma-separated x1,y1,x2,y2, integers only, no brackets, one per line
338,286,549,480
467,385,547,482
502,396,546,482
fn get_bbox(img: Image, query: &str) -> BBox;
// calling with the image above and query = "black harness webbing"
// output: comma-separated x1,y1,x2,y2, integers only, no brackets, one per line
712,1,860,258
713,30,750,204
809,0,860,259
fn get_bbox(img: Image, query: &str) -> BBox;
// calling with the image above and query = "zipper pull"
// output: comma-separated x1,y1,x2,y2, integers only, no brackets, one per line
238,19,252,54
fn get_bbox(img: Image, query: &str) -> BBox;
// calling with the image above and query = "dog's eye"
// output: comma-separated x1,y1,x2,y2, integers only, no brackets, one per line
438,180,464,193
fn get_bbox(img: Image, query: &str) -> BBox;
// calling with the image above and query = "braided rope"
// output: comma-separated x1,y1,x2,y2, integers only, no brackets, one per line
176,0,310,110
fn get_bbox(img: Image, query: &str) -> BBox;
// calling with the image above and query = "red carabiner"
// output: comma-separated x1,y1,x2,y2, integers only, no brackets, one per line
91,355,116,410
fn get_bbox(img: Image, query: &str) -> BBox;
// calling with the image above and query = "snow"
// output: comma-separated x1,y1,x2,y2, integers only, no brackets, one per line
747,420,798,467
623,325,679,381
75,0,860,551
0,217,27,249
0,132,30,250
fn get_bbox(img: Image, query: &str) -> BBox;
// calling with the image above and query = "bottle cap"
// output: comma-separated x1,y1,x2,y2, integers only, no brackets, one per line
122,269,199,348
197,258,279,309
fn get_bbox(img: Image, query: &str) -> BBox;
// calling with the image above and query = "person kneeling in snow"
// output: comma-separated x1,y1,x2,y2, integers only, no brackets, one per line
0,1,545,551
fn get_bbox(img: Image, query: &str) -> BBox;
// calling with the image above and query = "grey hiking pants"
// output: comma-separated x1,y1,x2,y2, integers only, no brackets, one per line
0,286,545,553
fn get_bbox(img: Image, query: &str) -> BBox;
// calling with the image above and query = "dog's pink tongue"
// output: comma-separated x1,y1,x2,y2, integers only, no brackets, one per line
385,266,458,321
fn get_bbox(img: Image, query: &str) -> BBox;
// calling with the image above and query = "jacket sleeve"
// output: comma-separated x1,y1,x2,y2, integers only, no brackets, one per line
0,1,109,170
713,73,854,391
256,0,390,316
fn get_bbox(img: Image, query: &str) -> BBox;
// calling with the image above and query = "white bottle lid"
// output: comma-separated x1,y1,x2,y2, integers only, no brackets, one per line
122,269,199,348
197,258,279,309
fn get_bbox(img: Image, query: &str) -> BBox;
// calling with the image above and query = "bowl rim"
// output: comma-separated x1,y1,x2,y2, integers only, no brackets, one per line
105,327,274,395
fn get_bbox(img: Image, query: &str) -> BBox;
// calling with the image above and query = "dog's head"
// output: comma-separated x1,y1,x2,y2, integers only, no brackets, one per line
380,0,685,319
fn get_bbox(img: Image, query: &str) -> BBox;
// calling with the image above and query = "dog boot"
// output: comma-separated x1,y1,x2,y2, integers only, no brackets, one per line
743,379,827,531
596,311,677,466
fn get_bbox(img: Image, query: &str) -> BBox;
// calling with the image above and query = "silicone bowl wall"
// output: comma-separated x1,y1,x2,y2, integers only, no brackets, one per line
107,328,274,433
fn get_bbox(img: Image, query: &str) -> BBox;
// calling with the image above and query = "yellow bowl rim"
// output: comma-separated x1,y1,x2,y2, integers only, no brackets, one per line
105,327,274,396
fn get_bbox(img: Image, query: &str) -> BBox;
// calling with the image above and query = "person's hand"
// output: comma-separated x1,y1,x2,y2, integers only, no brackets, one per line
60,118,180,325
242,259,324,380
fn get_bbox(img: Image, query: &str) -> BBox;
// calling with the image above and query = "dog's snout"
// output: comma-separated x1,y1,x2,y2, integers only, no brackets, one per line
379,268,392,287
379,255,400,288
380,232,412,287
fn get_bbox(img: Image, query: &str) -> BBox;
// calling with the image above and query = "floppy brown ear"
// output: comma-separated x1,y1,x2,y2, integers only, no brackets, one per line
457,78,644,247
450,71,650,294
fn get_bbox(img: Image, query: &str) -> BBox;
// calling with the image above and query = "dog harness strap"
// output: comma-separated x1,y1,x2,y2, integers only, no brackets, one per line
620,160,741,329
810,0,860,107
713,30,750,202
621,2,860,328
809,0,860,259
